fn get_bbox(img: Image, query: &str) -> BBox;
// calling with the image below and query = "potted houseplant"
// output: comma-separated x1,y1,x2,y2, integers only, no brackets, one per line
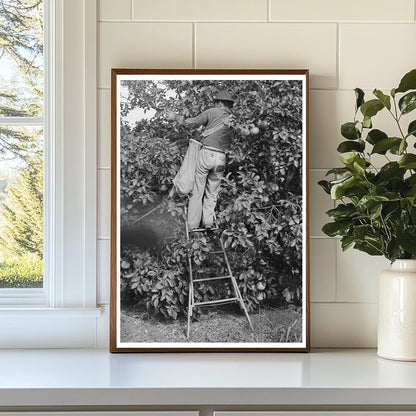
319,68,416,361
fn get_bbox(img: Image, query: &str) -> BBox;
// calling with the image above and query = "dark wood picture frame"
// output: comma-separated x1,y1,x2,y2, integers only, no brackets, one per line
110,69,310,352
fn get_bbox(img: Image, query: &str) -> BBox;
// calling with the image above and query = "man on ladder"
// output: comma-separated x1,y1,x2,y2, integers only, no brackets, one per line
167,91,254,339
166,91,235,230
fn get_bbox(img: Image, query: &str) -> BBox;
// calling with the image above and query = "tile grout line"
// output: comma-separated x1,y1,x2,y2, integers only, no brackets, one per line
311,301,378,305
97,87,377,92
333,230,338,303
97,19,415,24
336,22,340,90
267,0,271,22
130,0,133,20
192,22,197,69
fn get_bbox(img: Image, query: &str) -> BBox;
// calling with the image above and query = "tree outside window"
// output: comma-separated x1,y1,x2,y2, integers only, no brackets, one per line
0,0,44,288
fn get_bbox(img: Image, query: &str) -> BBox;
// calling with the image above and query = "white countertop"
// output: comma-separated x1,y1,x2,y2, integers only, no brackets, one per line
0,349,416,407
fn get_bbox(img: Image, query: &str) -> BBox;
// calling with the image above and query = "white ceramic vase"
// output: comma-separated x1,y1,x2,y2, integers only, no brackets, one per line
378,259,416,361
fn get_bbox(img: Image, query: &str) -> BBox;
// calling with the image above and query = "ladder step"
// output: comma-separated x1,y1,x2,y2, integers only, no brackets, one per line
194,297,238,307
194,275,231,283
189,225,220,233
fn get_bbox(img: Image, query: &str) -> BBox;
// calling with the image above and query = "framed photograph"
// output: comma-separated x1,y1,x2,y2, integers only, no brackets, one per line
110,69,310,352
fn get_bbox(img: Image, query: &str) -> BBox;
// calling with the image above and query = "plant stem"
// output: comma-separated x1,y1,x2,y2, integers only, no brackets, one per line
390,97,406,139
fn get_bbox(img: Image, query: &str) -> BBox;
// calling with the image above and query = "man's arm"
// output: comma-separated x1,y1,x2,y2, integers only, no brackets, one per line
166,109,210,128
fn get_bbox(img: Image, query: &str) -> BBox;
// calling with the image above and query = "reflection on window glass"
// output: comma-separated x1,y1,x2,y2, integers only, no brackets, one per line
0,0,44,289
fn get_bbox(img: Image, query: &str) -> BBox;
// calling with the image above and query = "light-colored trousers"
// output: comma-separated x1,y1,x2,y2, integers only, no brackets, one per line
187,147,226,229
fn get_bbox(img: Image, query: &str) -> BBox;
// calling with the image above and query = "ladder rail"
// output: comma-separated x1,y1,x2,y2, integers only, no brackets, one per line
185,205,253,339
220,237,254,331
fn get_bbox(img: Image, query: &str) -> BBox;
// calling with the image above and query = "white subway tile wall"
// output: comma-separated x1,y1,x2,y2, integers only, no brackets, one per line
97,169,111,238
132,0,269,21
270,0,414,22
97,0,416,347
99,0,131,21
98,22,193,88
196,23,338,89
310,239,336,302
98,90,111,168
339,24,416,90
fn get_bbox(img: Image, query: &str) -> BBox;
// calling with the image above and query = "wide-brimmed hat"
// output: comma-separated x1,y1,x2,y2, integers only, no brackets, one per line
213,91,235,103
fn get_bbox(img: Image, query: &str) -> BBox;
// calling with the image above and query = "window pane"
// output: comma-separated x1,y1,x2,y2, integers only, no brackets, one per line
0,0,44,117
0,126,43,288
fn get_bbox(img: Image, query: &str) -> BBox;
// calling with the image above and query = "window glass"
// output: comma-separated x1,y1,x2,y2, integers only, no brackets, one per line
0,0,44,289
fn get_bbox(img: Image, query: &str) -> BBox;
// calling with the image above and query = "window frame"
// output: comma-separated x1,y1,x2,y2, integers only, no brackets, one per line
0,0,100,348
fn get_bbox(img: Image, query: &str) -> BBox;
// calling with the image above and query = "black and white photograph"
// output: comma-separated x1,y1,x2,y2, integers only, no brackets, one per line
110,69,309,352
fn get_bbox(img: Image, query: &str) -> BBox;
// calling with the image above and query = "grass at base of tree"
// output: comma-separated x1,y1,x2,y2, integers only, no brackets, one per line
121,304,302,343
0,252,43,288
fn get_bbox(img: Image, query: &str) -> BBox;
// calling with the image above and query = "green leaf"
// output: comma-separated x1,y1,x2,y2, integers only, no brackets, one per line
354,241,383,256
396,69,416,94
389,139,407,155
325,167,351,176
357,195,389,211
337,140,365,153
322,221,351,237
339,152,360,166
366,129,387,145
398,226,416,255
360,99,384,119
352,225,373,239
353,158,366,174
330,176,360,199
376,162,406,182
399,91,416,115
341,235,355,251
373,89,391,110
318,180,331,194
407,120,416,137
371,137,402,154
369,203,383,220
326,203,357,220
362,116,372,129
399,154,416,169
355,88,365,110
341,122,360,140
405,174,416,197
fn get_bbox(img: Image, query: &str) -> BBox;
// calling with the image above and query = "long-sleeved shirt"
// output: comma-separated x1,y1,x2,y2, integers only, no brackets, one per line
180,107,234,152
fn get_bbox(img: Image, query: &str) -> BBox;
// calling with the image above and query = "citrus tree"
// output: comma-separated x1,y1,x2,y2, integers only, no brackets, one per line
120,79,304,319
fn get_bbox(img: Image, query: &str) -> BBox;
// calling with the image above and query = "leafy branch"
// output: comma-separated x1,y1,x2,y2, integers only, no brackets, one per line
319,69,416,262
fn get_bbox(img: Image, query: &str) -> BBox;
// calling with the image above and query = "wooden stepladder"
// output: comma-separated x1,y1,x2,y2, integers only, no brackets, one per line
184,207,253,340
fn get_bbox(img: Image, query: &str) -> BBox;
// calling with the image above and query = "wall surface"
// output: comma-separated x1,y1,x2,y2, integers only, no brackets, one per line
96,0,416,347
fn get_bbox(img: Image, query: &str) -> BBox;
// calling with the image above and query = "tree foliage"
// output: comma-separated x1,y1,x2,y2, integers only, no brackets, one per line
120,79,304,319
0,154,43,257
320,68,416,262
0,0,43,160
0,0,43,275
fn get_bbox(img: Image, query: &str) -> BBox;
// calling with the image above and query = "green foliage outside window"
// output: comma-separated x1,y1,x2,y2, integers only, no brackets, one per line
0,0,44,288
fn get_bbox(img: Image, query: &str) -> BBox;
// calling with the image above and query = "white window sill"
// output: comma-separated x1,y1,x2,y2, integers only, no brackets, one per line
0,307,104,348
0,349,415,409
0,307,102,317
